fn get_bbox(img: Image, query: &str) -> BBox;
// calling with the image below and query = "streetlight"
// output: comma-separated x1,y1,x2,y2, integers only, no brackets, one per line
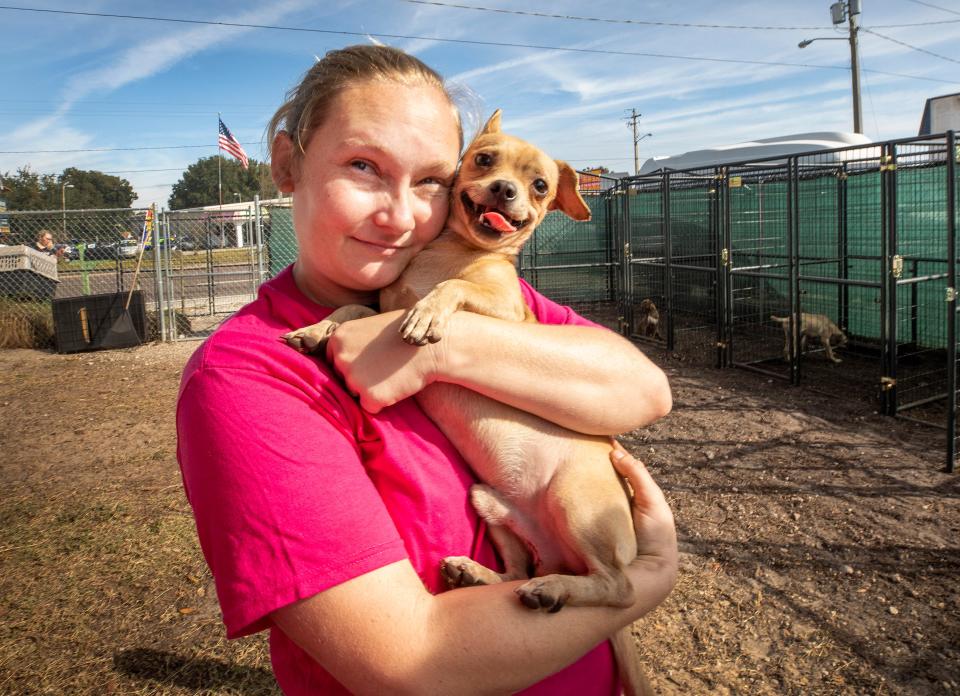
61,182,74,237
635,132,652,175
798,0,862,133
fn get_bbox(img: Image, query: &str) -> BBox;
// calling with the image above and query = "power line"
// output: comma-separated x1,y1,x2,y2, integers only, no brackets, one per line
0,5,956,85
861,27,960,66
0,142,260,154
904,0,960,17
402,0,960,29
402,0,834,30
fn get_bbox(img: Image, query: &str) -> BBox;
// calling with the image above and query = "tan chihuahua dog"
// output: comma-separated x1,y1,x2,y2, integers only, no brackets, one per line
286,111,650,694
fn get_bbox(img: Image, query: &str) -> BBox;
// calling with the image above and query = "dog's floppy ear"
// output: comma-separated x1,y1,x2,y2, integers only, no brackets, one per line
550,161,591,221
480,109,502,135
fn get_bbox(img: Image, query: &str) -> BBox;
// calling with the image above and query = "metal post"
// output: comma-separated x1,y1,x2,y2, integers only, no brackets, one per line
664,173,674,351
254,195,265,285
789,158,800,385
719,167,731,369
880,143,898,415
945,130,957,472
151,211,166,341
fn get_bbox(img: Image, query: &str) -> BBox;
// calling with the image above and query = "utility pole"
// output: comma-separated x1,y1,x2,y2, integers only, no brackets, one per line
830,0,862,133
846,1,863,134
625,109,642,175
799,1,863,134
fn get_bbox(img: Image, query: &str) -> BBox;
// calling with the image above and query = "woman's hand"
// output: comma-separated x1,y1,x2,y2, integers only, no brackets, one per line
610,440,678,603
325,310,443,412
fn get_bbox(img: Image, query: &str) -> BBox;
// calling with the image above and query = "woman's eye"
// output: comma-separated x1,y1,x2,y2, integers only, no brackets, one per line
475,152,493,167
351,160,371,172
533,179,548,195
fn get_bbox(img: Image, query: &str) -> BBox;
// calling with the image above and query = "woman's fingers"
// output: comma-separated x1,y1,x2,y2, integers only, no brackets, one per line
610,440,667,510
609,440,677,559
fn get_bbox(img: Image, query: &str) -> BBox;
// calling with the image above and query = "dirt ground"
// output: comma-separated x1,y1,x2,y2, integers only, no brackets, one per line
1,332,958,695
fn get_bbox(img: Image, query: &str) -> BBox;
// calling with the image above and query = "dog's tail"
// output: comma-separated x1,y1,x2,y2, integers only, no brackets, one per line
770,315,789,325
611,626,654,696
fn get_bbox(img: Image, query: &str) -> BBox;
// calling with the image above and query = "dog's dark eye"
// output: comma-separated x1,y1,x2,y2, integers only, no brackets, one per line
475,152,493,167
533,179,548,195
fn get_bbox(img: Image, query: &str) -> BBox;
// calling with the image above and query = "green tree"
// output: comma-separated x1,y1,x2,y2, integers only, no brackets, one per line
168,156,276,210
0,166,135,211
59,167,136,210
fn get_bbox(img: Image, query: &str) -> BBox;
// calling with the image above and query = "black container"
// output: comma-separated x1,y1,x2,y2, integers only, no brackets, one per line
52,291,146,353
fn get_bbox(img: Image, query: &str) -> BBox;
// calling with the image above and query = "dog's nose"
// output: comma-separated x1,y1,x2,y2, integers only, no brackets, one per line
490,180,518,202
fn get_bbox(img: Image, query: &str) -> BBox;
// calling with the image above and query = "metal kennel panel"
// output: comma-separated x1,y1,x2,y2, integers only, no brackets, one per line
517,187,616,309
889,137,953,427
662,168,722,361
725,164,793,379
793,144,886,392
623,177,667,344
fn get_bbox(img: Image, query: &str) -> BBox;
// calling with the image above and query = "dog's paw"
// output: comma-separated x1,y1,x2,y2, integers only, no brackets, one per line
441,556,500,588
282,321,339,354
399,302,448,345
515,577,568,613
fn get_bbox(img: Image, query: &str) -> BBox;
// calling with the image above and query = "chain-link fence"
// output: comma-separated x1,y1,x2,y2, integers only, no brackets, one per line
0,208,154,348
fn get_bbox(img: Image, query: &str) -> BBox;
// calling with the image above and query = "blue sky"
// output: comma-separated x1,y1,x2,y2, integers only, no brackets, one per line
1,0,958,208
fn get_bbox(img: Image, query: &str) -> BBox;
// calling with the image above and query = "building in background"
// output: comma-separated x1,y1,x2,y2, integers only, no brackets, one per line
918,92,960,136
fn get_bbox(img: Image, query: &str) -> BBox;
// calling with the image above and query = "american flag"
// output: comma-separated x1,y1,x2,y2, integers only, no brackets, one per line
218,117,249,169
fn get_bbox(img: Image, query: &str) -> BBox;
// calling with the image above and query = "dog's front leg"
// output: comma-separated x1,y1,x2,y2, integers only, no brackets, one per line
283,304,378,354
400,279,520,345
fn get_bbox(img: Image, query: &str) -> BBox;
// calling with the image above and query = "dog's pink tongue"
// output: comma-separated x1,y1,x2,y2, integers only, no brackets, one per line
480,211,516,234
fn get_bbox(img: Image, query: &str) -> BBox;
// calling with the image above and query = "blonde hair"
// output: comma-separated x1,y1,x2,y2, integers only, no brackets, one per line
267,44,463,159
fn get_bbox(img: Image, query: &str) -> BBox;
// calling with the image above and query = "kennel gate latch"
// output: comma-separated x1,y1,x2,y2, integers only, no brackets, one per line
891,255,903,279
948,287,957,303
880,377,896,391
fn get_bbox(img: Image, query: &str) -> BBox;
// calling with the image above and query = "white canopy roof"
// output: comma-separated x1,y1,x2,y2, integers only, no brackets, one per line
638,132,874,175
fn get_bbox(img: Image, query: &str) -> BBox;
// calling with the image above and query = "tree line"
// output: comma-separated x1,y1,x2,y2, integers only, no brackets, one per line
0,156,277,212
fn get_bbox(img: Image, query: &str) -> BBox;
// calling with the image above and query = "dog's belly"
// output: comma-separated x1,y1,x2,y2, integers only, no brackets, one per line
416,382,630,574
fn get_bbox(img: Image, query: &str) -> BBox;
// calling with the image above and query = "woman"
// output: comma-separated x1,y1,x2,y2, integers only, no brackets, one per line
177,44,676,695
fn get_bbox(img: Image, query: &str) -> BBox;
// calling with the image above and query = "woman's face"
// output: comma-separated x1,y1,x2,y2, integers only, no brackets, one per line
275,80,461,307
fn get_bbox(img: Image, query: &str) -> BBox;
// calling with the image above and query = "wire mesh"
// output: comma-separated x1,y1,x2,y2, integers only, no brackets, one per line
727,165,792,378
517,180,616,317
0,208,153,349
157,207,267,340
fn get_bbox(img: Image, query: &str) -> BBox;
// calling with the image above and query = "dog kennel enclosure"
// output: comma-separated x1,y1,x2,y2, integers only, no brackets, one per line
521,132,958,472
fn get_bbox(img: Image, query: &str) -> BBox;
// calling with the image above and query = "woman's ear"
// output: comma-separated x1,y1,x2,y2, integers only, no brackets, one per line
271,132,297,193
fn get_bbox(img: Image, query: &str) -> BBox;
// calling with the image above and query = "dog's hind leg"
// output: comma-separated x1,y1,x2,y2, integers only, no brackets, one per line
441,484,533,589
515,465,636,612
823,337,842,363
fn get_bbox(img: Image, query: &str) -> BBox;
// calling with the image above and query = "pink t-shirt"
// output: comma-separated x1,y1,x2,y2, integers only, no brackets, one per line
176,266,620,694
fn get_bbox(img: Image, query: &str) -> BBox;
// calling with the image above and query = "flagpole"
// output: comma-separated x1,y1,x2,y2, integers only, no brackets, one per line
217,112,223,208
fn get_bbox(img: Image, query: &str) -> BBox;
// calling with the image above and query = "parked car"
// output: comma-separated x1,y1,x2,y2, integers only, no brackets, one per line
55,240,79,260
78,240,138,260
117,238,139,259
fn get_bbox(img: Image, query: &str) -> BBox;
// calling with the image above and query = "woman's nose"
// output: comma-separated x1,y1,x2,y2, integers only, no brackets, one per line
374,186,419,235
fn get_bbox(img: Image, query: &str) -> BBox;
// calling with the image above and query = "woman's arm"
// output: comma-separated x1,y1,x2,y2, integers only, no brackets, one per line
325,310,672,435
272,445,677,696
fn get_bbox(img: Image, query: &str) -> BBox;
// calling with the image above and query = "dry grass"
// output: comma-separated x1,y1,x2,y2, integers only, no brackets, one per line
0,299,54,349
0,344,275,695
